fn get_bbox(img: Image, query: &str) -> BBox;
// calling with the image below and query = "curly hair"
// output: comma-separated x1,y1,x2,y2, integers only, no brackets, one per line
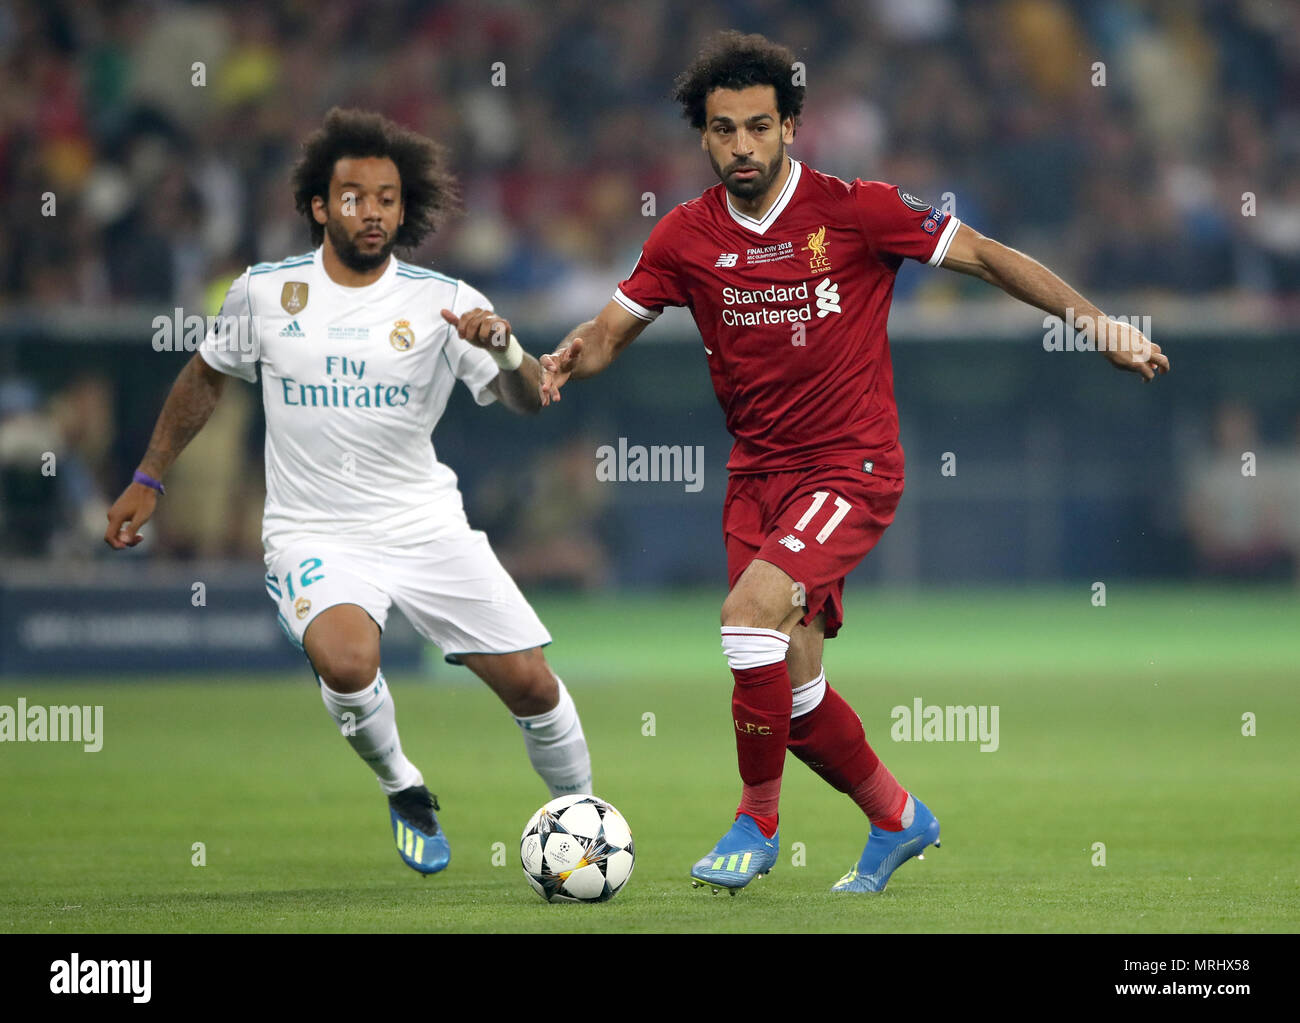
291,107,460,249
672,31,804,133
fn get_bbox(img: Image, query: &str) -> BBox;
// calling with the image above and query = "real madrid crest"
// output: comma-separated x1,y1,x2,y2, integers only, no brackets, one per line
294,597,311,619
281,281,309,314
389,319,415,351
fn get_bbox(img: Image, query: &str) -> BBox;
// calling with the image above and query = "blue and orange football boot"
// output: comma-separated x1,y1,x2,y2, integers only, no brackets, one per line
831,794,940,893
388,784,451,876
689,813,778,895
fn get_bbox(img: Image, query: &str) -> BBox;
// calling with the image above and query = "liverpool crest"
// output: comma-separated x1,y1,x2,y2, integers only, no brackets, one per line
803,226,831,272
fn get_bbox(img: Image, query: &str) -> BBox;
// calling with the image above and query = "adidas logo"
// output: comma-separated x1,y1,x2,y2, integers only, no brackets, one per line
279,320,305,337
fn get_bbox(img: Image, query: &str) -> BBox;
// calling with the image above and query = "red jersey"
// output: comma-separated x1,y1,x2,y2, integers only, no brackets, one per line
614,159,960,479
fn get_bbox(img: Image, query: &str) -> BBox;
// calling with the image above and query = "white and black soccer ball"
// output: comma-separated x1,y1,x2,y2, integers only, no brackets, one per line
520,795,635,903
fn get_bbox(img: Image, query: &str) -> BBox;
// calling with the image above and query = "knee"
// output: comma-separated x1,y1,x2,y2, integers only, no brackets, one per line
720,589,753,628
721,588,786,630
512,661,560,717
314,647,380,693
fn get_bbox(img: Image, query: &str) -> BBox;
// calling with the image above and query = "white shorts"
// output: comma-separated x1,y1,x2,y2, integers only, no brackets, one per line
263,529,552,664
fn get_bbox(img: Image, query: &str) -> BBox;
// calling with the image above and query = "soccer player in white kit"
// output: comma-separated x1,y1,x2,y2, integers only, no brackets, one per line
105,108,593,876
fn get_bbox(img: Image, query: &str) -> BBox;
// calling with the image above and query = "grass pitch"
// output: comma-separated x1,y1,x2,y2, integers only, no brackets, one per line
1,586,1296,933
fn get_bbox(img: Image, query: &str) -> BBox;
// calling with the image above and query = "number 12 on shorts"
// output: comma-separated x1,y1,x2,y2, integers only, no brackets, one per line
792,491,852,543
282,557,326,600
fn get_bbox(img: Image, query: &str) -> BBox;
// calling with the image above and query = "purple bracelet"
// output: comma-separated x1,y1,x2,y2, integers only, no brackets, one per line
133,470,166,496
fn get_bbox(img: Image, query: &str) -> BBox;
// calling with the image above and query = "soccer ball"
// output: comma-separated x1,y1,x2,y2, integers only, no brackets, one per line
519,794,635,903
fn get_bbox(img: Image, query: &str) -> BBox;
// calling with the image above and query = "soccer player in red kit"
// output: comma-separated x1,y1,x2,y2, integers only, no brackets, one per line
540,31,1169,893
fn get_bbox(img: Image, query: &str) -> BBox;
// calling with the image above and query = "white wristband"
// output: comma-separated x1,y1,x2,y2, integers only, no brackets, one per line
490,333,524,371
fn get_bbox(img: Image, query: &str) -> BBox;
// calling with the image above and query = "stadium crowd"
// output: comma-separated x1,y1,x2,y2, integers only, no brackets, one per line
3,0,1299,577
2,0,1298,319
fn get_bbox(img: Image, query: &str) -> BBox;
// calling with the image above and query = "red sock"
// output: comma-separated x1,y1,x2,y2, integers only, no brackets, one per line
731,659,792,838
788,683,908,829
849,762,908,830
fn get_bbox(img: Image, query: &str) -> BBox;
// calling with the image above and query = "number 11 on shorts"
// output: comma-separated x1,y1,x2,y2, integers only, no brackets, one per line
793,490,852,543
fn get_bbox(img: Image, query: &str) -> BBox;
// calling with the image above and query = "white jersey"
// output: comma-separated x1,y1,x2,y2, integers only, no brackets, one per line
199,247,501,553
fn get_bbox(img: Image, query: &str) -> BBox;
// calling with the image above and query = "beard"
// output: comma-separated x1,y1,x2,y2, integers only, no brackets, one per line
324,217,397,273
710,142,785,201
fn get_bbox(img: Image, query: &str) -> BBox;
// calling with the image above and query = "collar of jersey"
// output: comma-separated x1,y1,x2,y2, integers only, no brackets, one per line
313,244,400,290
723,157,801,236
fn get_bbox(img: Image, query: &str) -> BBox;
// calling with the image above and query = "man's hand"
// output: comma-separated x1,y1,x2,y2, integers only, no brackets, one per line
1097,317,1171,383
440,307,513,354
104,482,157,549
540,301,651,406
539,338,584,406
442,306,545,414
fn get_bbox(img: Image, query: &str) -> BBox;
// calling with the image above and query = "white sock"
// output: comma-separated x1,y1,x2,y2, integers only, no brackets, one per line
513,677,592,797
791,666,827,718
318,670,422,795
720,626,790,670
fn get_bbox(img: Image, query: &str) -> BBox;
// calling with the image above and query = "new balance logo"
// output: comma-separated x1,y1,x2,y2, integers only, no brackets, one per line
279,320,305,337
778,534,806,552
715,252,739,268
815,277,841,317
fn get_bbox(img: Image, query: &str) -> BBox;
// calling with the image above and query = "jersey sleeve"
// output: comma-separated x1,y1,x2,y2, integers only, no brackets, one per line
198,270,259,382
852,181,962,268
613,210,689,322
444,281,502,407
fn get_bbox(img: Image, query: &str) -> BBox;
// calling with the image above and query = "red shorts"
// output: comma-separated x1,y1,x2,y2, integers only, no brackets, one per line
723,466,904,639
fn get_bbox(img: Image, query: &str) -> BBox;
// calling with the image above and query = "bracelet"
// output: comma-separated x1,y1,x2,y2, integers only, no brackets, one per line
489,333,525,372
133,469,166,496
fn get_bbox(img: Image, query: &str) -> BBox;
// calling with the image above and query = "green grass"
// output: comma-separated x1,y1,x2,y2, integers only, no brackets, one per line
1,586,1297,932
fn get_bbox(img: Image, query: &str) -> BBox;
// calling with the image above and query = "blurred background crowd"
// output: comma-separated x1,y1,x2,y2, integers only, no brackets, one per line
1,0,1298,583
3,0,1299,311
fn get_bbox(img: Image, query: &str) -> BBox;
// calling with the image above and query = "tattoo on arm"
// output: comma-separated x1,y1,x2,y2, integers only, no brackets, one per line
138,355,226,478
492,354,543,415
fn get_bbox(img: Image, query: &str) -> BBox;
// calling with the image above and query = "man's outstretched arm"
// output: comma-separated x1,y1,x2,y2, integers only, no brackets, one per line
104,352,227,548
939,224,1170,381
539,300,651,405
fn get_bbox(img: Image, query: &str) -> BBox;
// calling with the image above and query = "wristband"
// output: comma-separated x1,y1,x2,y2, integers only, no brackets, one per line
133,470,166,496
490,333,525,372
